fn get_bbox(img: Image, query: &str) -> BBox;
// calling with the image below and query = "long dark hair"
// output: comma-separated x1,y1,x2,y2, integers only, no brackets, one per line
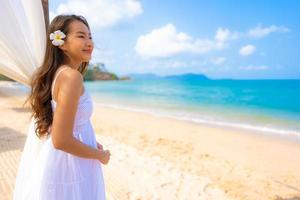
24,14,91,139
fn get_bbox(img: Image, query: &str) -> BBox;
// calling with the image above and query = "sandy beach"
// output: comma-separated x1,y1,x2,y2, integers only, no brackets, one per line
1,80,300,200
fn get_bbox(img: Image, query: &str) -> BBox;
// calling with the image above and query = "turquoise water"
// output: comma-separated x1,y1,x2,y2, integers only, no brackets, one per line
84,78,300,137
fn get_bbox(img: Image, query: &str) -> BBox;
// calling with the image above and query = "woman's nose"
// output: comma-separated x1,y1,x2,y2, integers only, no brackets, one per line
87,40,93,48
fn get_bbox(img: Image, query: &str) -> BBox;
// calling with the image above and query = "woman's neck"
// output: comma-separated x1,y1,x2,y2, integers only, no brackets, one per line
63,57,81,70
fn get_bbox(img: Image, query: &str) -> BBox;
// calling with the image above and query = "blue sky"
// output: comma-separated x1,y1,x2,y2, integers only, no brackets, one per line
49,0,300,79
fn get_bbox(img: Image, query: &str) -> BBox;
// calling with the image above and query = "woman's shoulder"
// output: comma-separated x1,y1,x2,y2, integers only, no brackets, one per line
55,66,83,92
57,65,83,82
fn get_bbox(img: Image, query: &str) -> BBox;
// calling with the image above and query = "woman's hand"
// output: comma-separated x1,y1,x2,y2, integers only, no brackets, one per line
96,141,111,165
99,150,111,165
97,142,103,150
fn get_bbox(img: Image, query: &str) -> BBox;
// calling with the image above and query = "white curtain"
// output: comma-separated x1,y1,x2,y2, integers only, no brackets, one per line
0,0,46,86
0,1,48,199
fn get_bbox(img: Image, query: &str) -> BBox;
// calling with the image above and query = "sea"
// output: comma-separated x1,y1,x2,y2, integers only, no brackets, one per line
84,77,300,139
15,77,300,139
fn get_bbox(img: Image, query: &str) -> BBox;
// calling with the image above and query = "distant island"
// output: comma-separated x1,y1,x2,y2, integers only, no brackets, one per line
126,72,209,81
0,63,209,82
125,73,161,80
164,73,209,80
83,62,130,81
85,69,210,81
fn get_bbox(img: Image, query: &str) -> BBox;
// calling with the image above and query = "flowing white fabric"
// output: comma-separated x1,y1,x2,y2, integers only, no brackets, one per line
0,1,47,198
0,0,46,86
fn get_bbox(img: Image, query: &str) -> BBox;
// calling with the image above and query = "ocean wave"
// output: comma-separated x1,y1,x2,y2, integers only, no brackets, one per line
94,102,300,139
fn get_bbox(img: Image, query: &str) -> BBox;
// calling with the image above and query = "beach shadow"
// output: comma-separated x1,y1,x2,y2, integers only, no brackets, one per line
274,181,300,200
0,127,26,153
275,196,300,200
274,180,300,192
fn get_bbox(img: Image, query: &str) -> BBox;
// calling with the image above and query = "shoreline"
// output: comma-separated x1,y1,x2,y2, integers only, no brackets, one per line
3,80,300,141
93,101,300,143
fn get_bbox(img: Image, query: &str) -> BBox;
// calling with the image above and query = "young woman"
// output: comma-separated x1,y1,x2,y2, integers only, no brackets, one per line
13,14,110,200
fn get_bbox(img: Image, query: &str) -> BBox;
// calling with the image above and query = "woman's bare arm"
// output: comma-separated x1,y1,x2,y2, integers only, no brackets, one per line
51,68,109,162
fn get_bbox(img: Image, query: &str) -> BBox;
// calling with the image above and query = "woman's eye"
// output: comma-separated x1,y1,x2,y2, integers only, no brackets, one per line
78,36,85,38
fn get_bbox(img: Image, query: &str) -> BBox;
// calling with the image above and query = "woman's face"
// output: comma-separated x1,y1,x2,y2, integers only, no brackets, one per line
60,20,94,63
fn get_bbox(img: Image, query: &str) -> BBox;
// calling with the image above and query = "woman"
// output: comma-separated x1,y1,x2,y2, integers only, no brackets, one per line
13,14,110,200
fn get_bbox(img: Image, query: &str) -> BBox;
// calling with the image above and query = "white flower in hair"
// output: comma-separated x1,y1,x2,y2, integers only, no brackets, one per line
49,30,66,46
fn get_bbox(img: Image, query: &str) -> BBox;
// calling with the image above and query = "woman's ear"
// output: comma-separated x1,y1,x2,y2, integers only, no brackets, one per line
58,43,67,51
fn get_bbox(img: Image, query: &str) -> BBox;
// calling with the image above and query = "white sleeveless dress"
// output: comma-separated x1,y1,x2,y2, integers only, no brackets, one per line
13,67,106,200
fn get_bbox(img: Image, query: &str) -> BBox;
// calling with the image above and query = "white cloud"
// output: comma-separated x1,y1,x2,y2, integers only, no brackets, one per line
239,44,256,56
135,24,217,58
215,28,240,48
135,24,239,58
248,24,290,38
211,57,227,65
50,0,143,29
215,28,230,42
239,65,269,71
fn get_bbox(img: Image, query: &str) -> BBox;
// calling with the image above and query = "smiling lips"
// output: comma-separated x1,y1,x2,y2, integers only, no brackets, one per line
83,49,92,55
